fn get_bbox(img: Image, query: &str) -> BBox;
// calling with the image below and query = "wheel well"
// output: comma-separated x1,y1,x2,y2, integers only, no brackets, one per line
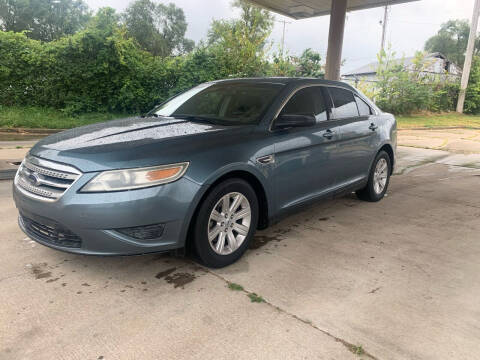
185,171,269,249
380,144,395,173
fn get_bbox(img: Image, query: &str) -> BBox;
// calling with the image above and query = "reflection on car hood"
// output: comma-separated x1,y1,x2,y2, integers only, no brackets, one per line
29,116,249,172
36,116,223,151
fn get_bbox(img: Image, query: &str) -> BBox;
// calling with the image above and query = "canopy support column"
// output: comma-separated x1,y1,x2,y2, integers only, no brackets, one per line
325,0,347,80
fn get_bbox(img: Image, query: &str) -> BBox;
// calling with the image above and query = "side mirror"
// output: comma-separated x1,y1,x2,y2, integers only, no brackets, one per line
275,114,316,129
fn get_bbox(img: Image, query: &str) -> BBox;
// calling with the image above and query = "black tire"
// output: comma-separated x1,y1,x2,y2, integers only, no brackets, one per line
193,178,259,268
356,150,392,202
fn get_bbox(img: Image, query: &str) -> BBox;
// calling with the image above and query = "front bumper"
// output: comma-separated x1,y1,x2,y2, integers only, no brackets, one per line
13,173,203,255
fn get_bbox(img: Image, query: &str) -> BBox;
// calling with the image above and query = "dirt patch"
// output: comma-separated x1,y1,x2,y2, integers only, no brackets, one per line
165,272,196,289
155,267,176,279
30,263,51,280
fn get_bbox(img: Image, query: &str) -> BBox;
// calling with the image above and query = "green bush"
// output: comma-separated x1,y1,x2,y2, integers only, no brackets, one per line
0,7,278,116
374,50,461,115
465,56,480,114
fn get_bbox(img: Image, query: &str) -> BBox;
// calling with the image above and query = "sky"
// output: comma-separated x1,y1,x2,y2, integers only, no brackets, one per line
85,0,477,73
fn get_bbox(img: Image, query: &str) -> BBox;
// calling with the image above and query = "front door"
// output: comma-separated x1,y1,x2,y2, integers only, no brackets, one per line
271,86,340,213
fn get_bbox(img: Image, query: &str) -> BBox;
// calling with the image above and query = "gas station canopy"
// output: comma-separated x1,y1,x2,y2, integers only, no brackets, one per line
249,0,419,19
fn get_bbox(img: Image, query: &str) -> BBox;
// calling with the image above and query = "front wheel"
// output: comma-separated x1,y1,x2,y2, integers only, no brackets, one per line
193,178,259,268
356,150,392,202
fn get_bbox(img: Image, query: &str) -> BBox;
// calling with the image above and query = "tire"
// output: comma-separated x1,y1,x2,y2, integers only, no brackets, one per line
193,178,259,268
356,150,392,202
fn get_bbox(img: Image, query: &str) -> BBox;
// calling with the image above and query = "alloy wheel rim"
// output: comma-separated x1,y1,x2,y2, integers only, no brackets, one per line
208,192,251,255
373,158,388,194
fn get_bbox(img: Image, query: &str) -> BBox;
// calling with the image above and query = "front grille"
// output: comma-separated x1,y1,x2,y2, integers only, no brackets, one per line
20,215,82,248
15,155,81,201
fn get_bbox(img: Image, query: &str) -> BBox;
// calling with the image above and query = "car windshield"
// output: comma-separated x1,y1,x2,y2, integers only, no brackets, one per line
151,82,285,125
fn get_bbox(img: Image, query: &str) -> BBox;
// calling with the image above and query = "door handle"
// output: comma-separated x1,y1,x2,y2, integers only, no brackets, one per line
369,123,378,131
323,129,335,139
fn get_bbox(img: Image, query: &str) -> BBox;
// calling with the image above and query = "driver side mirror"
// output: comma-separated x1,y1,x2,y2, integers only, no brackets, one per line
274,114,316,129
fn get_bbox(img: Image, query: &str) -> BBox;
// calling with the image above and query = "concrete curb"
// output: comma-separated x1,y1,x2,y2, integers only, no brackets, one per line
0,127,64,134
0,160,20,180
398,126,480,131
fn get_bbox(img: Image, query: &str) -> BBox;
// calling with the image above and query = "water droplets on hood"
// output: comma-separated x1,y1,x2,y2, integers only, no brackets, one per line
39,117,222,151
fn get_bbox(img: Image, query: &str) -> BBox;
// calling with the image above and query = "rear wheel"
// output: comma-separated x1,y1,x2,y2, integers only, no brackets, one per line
193,178,258,268
356,150,391,202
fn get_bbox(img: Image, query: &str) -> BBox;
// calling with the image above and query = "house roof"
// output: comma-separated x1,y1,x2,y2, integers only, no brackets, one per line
342,52,455,77
247,0,419,19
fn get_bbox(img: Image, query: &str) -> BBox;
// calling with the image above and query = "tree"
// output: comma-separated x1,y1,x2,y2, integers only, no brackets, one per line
122,0,194,57
0,0,91,42
207,0,274,77
295,48,323,77
425,19,480,66
465,56,480,114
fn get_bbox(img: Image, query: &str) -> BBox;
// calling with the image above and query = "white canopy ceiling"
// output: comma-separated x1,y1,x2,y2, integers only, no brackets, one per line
247,0,419,19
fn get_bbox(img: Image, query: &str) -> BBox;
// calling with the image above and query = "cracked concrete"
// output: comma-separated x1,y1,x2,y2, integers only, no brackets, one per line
1,146,480,359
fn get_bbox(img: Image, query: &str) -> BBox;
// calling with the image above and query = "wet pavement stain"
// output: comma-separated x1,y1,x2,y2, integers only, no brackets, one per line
249,235,281,249
155,267,177,279
31,263,52,279
165,272,196,289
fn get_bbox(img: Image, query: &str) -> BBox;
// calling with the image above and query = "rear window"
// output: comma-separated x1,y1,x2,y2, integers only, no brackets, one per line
355,95,372,116
328,87,359,119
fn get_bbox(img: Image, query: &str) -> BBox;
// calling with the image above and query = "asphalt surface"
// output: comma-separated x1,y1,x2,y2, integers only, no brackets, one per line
1,146,480,360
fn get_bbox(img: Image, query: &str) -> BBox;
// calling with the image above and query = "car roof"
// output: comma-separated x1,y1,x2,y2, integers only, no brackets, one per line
210,77,356,91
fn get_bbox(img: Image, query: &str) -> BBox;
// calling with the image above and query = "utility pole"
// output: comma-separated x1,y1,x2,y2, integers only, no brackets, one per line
276,19,291,58
380,4,390,53
457,0,480,113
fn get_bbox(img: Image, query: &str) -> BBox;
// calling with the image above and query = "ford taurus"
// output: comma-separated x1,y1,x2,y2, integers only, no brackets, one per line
13,78,396,267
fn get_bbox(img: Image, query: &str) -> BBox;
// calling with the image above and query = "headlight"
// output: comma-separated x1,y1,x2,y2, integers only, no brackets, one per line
80,162,189,192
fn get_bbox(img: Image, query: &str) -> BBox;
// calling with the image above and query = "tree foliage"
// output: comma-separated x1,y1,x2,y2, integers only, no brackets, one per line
465,56,480,114
424,19,480,66
0,0,91,41
122,0,194,57
207,0,274,77
374,49,460,114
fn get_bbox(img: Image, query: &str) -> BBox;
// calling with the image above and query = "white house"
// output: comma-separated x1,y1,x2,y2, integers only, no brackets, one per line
342,52,462,86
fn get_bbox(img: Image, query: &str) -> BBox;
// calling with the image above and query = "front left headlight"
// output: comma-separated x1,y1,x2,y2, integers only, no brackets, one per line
80,162,189,192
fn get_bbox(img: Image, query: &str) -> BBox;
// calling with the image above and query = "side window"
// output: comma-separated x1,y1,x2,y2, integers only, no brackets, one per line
280,87,327,123
355,95,372,116
328,87,359,119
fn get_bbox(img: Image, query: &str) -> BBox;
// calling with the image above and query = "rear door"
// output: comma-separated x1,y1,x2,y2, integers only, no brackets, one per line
272,86,341,212
325,86,377,186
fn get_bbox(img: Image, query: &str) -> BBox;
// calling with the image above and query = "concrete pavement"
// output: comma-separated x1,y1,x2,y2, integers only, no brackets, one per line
1,146,480,359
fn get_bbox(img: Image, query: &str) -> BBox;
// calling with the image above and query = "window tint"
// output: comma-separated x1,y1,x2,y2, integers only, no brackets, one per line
355,95,372,116
153,82,284,125
280,87,327,122
329,87,359,119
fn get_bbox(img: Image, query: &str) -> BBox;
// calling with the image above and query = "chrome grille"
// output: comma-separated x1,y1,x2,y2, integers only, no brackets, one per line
15,155,81,202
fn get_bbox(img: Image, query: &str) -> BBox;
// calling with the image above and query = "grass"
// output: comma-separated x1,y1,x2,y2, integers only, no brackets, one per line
349,345,365,356
227,282,244,291
2,106,480,131
0,106,131,130
397,113,480,129
247,293,265,303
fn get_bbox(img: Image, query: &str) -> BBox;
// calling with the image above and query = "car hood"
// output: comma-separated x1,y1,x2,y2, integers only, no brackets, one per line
30,116,253,172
